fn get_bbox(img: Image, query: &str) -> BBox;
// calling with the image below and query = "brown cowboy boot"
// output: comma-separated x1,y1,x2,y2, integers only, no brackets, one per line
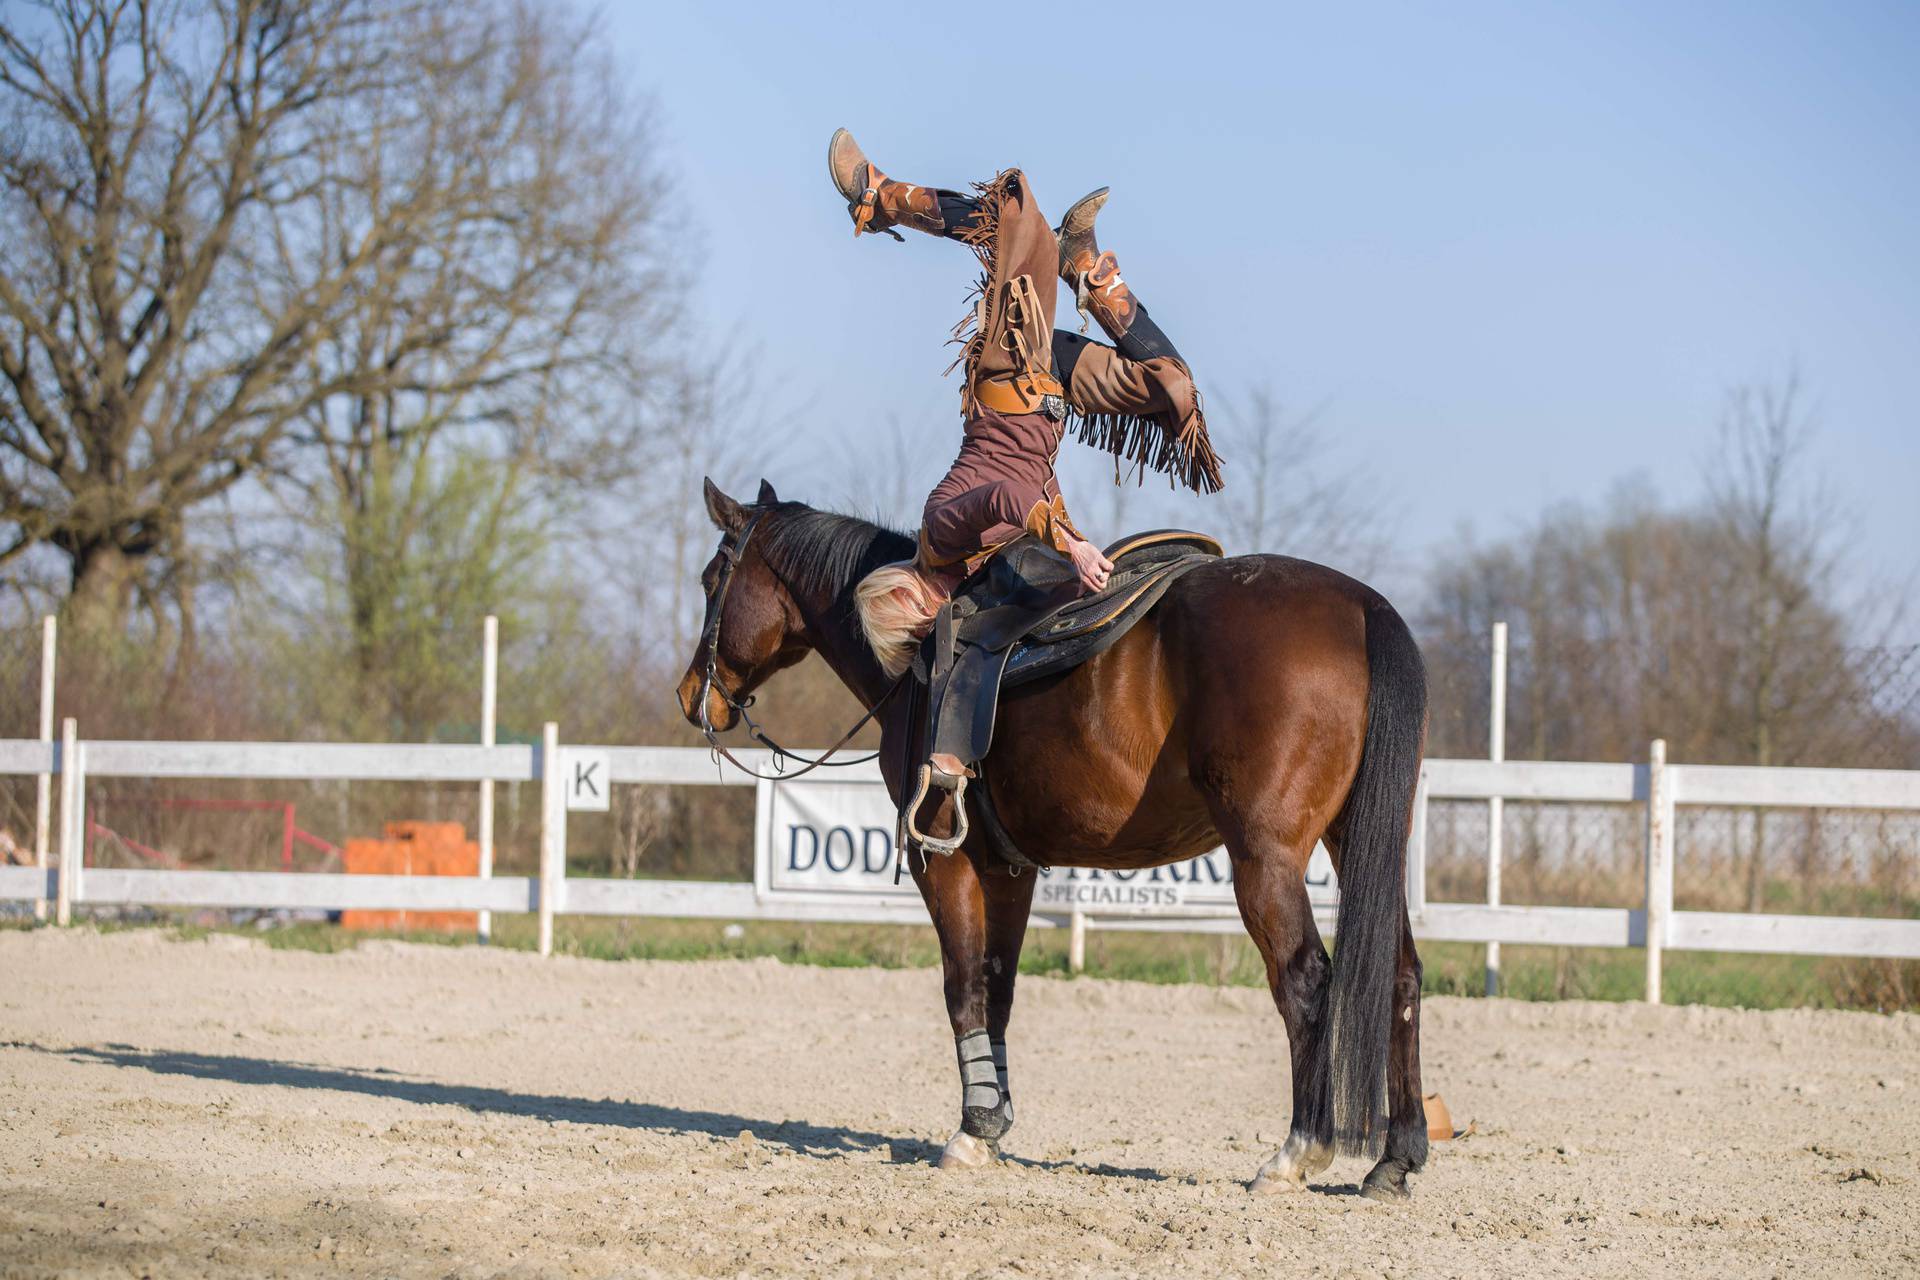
1056,187,1187,364
1056,187,1141,339
1056,187,1108,288
827,128,945,240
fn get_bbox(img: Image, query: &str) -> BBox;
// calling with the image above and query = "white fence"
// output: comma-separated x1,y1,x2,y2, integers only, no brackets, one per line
4,728,1918,1002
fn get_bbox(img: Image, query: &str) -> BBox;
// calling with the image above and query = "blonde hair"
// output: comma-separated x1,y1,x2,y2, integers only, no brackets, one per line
855,561,946,678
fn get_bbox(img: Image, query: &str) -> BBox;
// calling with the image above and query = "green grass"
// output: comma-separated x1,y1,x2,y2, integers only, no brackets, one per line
11,911,1911,1011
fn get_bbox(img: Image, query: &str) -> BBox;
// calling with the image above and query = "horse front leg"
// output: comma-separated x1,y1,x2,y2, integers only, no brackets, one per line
912,841,1029,1169
976,857,1035,1150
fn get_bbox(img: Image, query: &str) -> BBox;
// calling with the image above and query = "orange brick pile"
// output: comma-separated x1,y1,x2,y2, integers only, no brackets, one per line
340,820,478,933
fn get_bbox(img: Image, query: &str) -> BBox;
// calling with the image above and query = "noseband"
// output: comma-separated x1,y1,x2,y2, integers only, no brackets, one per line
695,512,903,781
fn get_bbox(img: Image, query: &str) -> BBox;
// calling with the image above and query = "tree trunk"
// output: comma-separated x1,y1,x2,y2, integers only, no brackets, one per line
66,541,143,641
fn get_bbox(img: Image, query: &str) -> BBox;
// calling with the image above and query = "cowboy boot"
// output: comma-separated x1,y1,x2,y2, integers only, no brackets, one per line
827,128,946,240
1055,188,1185,364
1056,188,1110,294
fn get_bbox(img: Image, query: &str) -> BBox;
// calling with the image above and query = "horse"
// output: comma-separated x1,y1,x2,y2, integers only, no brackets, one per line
676,478,1431,1200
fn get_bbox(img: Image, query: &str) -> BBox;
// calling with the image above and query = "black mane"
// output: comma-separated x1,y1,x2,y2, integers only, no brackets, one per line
751,501,916,606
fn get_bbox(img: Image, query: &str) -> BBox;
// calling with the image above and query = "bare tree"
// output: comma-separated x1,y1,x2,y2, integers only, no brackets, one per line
260,3,681,726
1701,371,1920,906
0,0,674,642
1706,369,1831,772
623,355,769,666
1,0,368,632
830,414,925,532
1213,385,1389,573
1420,371,1919,782
613,783,670,878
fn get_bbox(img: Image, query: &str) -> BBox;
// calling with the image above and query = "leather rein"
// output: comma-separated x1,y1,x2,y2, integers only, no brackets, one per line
695,512,904,781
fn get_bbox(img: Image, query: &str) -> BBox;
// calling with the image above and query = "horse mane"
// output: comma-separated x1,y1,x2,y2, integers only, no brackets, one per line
750,501,917,607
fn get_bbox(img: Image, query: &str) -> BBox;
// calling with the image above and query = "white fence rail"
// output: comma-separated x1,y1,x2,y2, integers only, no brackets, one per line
4,732,1918,998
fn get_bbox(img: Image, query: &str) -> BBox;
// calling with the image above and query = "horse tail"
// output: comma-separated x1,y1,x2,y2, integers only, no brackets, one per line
1328,597,1427,1157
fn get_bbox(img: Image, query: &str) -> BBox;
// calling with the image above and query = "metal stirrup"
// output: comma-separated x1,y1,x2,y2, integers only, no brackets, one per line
904,764,970,857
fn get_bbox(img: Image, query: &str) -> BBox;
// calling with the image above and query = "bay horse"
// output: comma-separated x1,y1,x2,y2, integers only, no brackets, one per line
675,479,1430,1200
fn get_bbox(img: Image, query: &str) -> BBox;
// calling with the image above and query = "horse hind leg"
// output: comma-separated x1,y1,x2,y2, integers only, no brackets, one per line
1360,914,1428,1201
1222,841,1337,1193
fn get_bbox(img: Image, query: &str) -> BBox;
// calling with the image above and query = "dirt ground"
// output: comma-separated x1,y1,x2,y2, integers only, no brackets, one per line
1,929,1915,1279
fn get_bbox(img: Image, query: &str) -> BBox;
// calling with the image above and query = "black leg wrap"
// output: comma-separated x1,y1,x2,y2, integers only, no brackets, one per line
962,1098,1014,1141
1051,330,1093,388
1115,304,1184,365
936,191,984,241
955,1029,1014,1141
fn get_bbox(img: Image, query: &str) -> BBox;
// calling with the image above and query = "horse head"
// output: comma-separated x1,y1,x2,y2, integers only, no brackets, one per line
674,477,811,732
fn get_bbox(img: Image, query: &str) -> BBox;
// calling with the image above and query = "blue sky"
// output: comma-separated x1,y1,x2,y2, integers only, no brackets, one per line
607,2,1919,603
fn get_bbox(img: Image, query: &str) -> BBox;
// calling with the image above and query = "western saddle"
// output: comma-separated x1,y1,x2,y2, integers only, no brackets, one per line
902,529,1221,859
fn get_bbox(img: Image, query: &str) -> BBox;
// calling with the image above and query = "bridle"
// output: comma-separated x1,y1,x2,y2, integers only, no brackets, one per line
694,511,904,781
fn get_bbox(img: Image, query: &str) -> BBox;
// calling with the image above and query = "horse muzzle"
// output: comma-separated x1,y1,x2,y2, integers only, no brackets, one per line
676,667,739,732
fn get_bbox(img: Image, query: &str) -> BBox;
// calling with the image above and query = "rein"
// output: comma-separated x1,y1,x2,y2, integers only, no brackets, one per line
696,512,905,781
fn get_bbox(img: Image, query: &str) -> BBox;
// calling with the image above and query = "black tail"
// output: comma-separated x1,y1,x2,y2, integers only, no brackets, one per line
1328,599,1427,1157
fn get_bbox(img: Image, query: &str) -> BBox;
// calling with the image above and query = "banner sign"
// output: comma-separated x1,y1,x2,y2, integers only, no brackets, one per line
755,777,1336,915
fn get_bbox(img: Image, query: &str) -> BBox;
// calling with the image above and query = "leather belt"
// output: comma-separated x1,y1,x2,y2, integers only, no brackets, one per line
971,372,1064,416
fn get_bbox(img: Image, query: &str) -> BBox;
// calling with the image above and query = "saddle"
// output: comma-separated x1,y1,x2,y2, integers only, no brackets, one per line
902,529,1222,856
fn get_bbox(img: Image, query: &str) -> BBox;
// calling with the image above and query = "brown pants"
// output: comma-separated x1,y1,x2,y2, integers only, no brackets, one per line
920,409,1074,573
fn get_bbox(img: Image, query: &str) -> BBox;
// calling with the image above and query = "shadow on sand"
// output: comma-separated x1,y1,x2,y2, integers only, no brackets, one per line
14,1041,1173,1183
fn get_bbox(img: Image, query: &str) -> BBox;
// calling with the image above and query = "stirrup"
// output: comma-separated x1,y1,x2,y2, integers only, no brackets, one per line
904,763,970,857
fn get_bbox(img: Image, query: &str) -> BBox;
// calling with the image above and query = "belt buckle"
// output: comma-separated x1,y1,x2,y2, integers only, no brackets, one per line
1041,393,1065,421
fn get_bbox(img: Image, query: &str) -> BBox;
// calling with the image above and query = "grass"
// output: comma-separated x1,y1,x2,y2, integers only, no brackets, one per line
10,911,1912,1012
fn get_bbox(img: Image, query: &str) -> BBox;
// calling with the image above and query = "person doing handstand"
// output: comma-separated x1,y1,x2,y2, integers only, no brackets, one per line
829,129,1222,679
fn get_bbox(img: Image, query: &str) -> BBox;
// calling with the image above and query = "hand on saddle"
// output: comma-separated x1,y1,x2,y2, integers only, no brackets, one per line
1066,536,1114,594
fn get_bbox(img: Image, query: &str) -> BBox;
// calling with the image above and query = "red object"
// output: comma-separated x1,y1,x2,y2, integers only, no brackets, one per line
87,821,176,867
147,797,340,869
85,798,339,871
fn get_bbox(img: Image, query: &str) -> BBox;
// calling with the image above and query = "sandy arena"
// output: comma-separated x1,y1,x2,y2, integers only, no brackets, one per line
1,928,1915,1278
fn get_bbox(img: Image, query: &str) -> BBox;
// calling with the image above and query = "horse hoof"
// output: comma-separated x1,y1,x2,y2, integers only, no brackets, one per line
1360,1164,1411,1202
1249,1167,1306,1195
1249,1137,1332,1194
936,1130,998,1171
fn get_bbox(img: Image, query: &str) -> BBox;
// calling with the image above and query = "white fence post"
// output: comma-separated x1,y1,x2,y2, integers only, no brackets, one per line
477,615,498,944
1644,738,1673,1003
55,718,80,926
1068,910,1087,974
33,616,55,922
1485,621,1508,996
538,722,562,957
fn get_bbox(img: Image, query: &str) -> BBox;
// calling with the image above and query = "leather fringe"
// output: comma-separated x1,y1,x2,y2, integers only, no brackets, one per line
943,170,1022,390
1065,393,1225,495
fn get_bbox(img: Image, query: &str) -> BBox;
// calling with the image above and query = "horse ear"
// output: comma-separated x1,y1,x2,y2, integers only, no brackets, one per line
756,478,778,505
703,477,745,533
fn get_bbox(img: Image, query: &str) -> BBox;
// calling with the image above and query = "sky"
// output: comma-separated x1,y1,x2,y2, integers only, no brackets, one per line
605,1,1919,605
